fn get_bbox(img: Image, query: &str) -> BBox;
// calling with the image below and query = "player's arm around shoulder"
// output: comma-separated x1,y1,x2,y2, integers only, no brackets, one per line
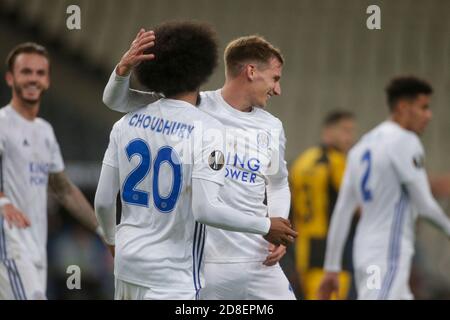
103,29,162,113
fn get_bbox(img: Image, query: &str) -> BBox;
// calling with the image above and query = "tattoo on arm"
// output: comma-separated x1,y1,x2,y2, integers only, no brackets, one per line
48,171,72,198
49,171,98,232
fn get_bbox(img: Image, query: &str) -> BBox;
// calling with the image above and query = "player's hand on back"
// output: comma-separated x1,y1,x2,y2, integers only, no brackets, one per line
263,243,286,266
264,217,297,247
1,203,31,229
116,28,156,76
317,272,339,300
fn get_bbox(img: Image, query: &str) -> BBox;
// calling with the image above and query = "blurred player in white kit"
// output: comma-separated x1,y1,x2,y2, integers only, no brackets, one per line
0,43,101,300
94,21,297,300
319,76,450,300
101,28,296,299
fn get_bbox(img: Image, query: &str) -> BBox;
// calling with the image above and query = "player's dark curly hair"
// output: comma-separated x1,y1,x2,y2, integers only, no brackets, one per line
136,21,218,98
386,76,433,111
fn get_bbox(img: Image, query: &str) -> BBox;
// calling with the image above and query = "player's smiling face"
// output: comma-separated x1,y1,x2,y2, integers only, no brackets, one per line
250,57,282,108
6,53,50,105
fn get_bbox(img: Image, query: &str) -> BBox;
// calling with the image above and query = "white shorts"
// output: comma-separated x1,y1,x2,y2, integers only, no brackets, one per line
354,261,413,300
200,262,296,300
114,278,196,300
0,257,47,300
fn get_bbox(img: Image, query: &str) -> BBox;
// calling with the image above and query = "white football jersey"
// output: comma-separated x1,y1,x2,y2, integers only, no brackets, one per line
326,121,425,272
198,90,288,263
102,98,225,291
0,105,64,267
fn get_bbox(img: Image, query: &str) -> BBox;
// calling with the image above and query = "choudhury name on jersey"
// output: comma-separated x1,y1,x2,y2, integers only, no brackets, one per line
128,113,194,139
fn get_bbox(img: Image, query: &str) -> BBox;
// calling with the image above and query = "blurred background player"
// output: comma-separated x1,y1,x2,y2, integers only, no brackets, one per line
290,110,358,299
94,21,297,300
319,76,450,300
102,31,296,300
0,43,100,300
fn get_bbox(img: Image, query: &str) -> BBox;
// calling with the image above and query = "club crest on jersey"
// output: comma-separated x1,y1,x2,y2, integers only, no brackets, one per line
208,150,224,171
257,132,269,150
413,154,424,169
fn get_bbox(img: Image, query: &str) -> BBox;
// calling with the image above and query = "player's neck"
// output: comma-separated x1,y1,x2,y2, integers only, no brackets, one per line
10,96,40,121
221,81,253,113
389,114,410,131
169,91,199,106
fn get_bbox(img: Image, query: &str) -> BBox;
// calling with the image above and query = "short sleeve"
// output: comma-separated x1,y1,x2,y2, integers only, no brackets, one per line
389,133,426,184
102,122,120,169
48,127,65,173
191,119,225,185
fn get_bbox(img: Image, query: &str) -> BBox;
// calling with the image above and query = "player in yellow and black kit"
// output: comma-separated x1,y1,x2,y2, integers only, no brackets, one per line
290,111,357,300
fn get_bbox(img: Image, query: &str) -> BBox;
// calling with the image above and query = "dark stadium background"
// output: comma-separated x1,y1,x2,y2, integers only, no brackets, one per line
0,0,449,299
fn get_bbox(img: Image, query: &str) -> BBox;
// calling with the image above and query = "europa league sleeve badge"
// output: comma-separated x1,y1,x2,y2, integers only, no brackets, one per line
412,154,425,169
208,150,225,171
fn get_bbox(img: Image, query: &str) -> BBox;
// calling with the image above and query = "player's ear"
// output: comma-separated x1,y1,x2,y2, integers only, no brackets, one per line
395,99,408,115
5,71,13,87
245,64,256,81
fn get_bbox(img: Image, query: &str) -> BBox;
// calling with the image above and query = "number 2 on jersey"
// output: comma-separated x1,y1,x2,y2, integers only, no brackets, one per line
360,150,373,202
122,139,182,213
